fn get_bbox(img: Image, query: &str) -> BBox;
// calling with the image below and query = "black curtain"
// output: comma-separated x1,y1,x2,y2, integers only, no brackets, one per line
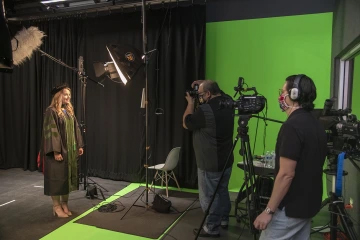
0,5,205,189
0,18,84,170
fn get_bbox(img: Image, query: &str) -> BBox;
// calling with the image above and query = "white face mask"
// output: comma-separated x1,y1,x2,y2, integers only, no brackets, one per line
278,93,300,112
278,94,290,112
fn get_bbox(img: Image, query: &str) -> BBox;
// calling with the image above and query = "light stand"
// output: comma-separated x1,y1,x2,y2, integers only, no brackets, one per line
120,0,158,220
142,0,150,207
38,50,107,200
78,56,108,200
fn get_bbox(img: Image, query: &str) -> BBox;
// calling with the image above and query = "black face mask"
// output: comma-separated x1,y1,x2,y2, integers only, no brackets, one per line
199,97,208,105
198,93,210,105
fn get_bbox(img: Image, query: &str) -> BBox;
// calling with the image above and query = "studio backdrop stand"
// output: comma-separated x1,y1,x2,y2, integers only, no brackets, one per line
38,50,107,200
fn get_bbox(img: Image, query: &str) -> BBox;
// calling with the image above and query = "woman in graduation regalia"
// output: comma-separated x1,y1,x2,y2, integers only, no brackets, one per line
41,83,84,218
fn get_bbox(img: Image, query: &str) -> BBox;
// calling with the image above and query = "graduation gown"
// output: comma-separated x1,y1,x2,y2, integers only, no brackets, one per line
41,107,84,196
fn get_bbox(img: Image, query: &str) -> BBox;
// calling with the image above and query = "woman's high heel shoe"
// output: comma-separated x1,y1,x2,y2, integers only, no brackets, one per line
61,201,72,216
53,205,69,218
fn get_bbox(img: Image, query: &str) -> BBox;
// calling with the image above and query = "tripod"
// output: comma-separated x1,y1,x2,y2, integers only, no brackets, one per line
315,152,358,240
195,115,259,240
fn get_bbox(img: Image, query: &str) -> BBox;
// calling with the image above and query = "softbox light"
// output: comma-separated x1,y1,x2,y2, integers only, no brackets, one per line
0,2,13,73
93,61,120,80
105,44,142,85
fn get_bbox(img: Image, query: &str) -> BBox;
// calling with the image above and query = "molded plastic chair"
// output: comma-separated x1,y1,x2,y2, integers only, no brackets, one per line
148,147,181,197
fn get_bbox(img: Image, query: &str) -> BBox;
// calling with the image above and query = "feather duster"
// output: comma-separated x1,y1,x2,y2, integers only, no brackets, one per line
11,26,46,66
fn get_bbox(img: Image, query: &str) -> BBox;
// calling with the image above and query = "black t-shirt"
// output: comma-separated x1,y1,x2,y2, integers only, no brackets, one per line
185,95,234,172
275,108,327,218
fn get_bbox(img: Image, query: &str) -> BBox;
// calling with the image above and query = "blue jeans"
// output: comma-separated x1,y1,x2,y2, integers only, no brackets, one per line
198,167,232,235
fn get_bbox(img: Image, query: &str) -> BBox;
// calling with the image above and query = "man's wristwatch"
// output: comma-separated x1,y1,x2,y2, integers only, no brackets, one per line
264,206,275,215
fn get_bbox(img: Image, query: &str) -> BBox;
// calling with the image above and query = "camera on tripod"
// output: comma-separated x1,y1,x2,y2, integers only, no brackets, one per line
318,99,360,167
219,77,266,115
317,99,359,240
185,84,199,97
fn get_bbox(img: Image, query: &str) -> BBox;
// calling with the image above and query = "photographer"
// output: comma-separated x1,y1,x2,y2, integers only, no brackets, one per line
183,80,234,238
253,75,327,239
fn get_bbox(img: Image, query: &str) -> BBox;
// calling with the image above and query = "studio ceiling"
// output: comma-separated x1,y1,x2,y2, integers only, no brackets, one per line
4,0,198,21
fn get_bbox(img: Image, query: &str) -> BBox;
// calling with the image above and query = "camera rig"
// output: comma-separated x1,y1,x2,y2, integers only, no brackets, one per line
318,99,360,169
315,99,359,240
219,77,266,115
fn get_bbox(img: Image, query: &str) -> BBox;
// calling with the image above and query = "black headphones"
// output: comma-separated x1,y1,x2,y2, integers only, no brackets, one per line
289,74,305,101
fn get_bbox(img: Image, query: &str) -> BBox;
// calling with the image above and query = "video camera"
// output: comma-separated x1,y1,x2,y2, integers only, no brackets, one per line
317,99,360,161
219,77,266,115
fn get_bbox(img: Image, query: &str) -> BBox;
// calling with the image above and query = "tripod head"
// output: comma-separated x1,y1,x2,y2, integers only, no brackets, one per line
237,115,251,141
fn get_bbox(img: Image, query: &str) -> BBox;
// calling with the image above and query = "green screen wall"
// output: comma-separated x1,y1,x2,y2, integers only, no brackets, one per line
206,13,333,191
352,54,360,117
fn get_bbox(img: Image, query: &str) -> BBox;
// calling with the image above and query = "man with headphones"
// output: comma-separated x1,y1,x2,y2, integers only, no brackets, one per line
253,75,328,239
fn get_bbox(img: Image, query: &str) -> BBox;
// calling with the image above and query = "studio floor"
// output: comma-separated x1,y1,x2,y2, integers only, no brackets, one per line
0,168,330,240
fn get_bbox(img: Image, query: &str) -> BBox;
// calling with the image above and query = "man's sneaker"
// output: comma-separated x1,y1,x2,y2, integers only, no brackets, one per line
193,228,220,238
220,221,229,229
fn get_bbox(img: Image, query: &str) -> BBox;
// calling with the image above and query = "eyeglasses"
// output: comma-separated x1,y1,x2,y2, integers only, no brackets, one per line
198,91,206,97
279,89,286,96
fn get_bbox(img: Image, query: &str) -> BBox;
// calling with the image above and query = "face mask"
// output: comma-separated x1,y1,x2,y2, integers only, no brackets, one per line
198,94,209,105
278,94,290,112
199,96,204,104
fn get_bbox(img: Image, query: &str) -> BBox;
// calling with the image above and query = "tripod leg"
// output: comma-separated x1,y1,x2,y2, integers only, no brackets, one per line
235,179,248,222
335,202,358,240
98,188,105,201
86,177,109,192
120,188,146,220
321,197,331,209
235,180,247,203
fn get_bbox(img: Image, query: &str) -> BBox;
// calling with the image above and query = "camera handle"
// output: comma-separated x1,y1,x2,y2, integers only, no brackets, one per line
194,115,259,240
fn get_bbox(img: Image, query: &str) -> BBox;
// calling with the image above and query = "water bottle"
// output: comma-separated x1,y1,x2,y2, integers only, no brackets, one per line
265,151,271,168
270,151,275,169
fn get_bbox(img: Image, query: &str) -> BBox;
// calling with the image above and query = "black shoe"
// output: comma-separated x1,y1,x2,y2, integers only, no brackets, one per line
220,224,228,230
193,228,220,238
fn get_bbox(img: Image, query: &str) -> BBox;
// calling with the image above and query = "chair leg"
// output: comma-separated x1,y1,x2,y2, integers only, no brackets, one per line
165,171,169,197
171,171,181,191
149,170,158,192
161,171,164,187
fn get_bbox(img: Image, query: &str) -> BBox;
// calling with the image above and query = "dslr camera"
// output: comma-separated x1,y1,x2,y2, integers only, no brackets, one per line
186,84,199,97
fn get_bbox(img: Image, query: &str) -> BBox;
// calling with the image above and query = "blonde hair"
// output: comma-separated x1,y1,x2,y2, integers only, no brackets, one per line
49,87,74,118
